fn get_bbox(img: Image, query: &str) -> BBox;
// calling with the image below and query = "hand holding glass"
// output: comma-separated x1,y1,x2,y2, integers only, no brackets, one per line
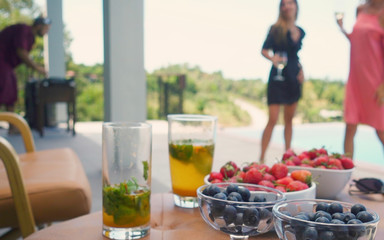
274,51,287,81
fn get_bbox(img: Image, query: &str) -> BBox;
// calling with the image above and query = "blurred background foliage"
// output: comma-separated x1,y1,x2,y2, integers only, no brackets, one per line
1,0,345,127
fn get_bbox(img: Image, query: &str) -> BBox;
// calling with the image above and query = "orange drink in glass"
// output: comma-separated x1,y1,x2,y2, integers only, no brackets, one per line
168,115,217,208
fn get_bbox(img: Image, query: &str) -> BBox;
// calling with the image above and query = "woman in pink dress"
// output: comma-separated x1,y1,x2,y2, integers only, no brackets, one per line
337,0,384,159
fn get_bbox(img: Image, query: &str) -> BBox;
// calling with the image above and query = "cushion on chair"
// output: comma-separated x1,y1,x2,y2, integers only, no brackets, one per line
0,148,92,228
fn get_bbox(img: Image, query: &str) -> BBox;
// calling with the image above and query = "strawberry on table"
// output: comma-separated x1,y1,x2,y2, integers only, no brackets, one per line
282,149,296,161
270,163,288,179
290,170,312,185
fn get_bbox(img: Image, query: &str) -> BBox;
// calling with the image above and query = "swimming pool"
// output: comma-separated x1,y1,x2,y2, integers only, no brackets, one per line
226,122,384,167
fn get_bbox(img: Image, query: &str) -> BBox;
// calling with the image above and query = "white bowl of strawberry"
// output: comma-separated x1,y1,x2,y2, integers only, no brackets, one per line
205,161,316,200
280,148,354,199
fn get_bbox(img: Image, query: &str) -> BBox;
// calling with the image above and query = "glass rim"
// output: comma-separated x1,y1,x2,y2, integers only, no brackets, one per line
103,121,152,129
272,199,380,225
167,114,217,121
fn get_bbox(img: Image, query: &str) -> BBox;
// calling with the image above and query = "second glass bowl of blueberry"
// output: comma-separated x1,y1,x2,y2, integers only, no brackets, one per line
197,183,286,240
273,199,380,240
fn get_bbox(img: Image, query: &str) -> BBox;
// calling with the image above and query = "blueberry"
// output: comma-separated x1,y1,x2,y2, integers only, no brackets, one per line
315,216,330,223
347,219,366,238
228,192,243,202
259,208,272,220
234,212,243,226
281,210,292,217
343,212,356,223
220,189,228,196
295,213,310,221
237,187,250,201
207,185,221,196
319,230,335,240
315,202,330,212
351,203,366,216
331,219,345,224
314,211,332,221
302,226,318,240
226,184,239,195
243,208,260,227
223,205,237,225
213,192,227,200
332,212,345,221
347,219,363,224
328,202,343,214
356,211,374,223
253,195,266,202
307,212,316,221
202,187,210,196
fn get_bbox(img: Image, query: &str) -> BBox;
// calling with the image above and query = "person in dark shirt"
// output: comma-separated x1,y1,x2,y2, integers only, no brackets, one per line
0,17,51,118
259,0,305,163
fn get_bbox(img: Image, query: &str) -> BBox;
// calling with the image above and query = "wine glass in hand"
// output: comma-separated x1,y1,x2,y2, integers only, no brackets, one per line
274,51,287,81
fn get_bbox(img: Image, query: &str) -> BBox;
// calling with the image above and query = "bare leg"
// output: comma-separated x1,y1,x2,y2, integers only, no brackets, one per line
344,123,357,158
283,102,298,151
260,105,280,163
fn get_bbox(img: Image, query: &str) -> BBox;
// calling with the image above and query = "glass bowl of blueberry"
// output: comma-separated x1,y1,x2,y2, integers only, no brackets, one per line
196,182,286,240
272,199,380,240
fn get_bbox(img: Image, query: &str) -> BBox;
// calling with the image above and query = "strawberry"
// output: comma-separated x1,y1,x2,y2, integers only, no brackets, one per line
228,175,243,183
291,156,302,165
340,157,354,169
282,149,296,161
210,179,223,184
270,163,288,179
275,176,294,186
242,162,258,172
283,159,295,166
275,186,287,192
307,149,319,160
258,180,275,188
243,168,263,184
253,163,270,173
298,152,310,161
220,161,239,178
315,165,327,169
286,180,309,192
262,173,276,181
313,155,329,167
316,147,328,156
236,171,246,180
328,158,343,170
290,170,312,185
208,172,224,182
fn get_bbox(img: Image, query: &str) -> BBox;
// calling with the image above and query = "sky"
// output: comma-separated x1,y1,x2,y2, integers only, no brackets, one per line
36,0,360,82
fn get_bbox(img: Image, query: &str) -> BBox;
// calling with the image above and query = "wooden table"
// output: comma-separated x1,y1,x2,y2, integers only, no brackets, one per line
25,188,384,240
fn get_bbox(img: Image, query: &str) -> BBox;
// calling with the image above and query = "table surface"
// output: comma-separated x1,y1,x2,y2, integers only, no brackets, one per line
25,188,384,240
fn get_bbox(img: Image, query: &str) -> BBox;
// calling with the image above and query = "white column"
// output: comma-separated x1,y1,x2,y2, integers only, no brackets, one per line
103,0,146,122
45,0,67,124
45,0,66,77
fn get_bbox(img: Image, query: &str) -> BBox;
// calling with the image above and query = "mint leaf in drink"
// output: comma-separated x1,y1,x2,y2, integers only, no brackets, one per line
142,161,149,181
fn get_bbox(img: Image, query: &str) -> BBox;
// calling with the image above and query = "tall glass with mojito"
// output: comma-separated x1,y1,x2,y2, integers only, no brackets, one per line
168,115,217,208
102,122,152,239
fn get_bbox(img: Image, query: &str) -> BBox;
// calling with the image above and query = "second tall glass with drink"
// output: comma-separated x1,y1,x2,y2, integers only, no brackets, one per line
168,114,217,208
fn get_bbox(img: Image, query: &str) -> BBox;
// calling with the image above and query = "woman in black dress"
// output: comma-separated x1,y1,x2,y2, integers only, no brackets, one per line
259,0,305,163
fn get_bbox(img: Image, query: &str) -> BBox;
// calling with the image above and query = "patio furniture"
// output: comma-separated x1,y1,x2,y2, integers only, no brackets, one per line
24,191,384,240
0,112,91,239
25,78,76,137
